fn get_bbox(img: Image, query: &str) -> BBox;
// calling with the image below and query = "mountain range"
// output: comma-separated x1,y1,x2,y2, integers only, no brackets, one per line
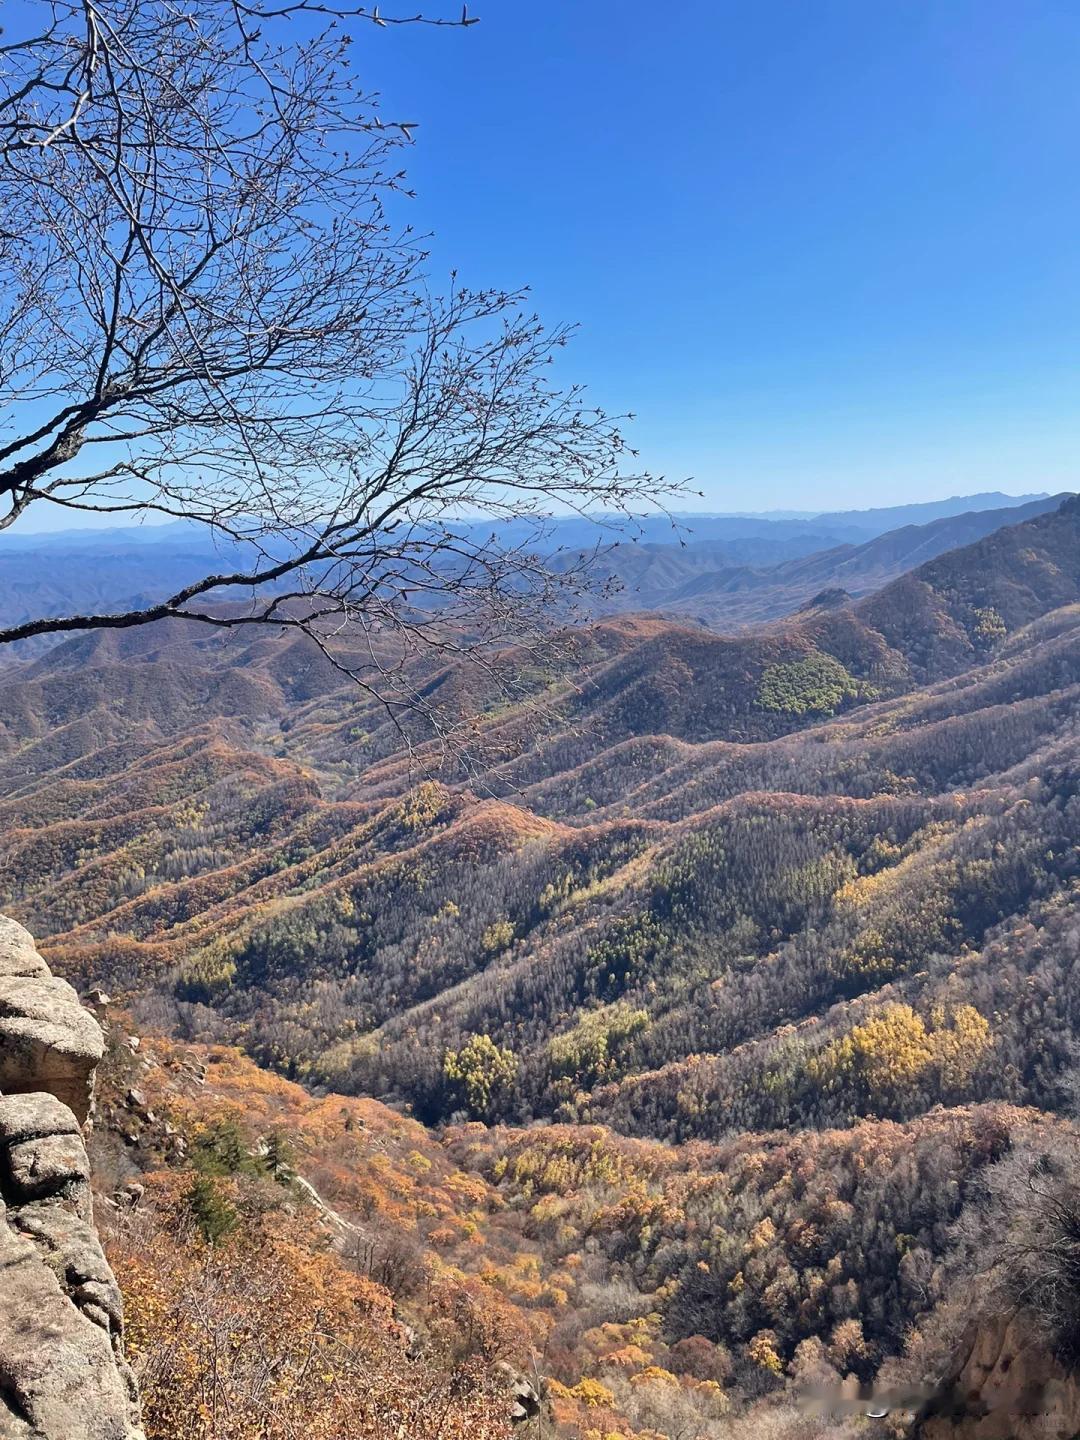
4,489,1080,1437
579,493,1065,627
0,490,1052,655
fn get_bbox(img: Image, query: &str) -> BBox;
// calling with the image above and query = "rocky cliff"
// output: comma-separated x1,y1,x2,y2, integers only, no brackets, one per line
915,1318,1080,1440
0,916,142,1440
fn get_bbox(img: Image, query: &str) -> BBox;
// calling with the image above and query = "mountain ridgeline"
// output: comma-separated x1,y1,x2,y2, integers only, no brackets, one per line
0,490,1052,656
565,492,1064,627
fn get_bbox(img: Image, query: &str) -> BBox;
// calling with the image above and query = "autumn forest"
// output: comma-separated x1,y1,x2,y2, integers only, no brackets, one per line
3,496,1080,1437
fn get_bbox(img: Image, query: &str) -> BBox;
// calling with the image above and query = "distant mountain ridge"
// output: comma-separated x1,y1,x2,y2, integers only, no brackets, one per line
808,489,1051,530
690,490,1051,527
568,492,1068,628
0,491,1059,657
6,489,1048,549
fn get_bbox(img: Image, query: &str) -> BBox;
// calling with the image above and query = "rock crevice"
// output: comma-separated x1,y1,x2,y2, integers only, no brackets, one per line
0,916,143,1440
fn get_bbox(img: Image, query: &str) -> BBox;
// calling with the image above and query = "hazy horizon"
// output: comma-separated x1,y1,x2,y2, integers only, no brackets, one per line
4,486,1058,539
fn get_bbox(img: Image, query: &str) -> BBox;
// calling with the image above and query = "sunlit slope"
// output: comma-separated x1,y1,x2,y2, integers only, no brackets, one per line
0,500,1076,1142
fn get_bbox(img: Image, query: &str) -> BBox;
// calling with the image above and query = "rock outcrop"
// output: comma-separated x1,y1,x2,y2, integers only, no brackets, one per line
916,1318,1080,1440
0,917,104,1123
0,916,143,1440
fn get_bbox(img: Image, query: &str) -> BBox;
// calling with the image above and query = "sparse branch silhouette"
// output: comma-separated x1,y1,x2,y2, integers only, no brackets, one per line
0,0,670,697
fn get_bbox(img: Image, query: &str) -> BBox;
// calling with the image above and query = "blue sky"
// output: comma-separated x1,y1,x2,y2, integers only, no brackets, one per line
365,0,1080,510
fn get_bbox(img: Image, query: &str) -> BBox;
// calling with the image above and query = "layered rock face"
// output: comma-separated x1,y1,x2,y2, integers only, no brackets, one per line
916,1319,1080,1440
0,917,143,1440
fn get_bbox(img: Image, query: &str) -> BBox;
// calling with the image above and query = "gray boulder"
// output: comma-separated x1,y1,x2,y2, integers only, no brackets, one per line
0,917,103,1124
0,918,143,1440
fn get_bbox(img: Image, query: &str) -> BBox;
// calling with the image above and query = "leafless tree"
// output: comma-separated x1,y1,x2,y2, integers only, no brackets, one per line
0,1,671,703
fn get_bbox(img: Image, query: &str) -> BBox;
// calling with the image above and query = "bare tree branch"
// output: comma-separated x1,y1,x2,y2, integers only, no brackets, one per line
0,0,678,718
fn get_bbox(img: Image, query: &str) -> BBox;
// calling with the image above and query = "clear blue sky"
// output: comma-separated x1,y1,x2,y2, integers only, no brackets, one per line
365,0,1080,510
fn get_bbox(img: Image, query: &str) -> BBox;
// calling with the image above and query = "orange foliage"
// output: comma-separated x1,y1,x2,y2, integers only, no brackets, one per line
109,1175,513,1440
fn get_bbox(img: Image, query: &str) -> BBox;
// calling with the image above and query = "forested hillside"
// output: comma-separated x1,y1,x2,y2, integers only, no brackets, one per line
5,496,1080,1435
89,999,1080,1439
1,497,1078,1126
